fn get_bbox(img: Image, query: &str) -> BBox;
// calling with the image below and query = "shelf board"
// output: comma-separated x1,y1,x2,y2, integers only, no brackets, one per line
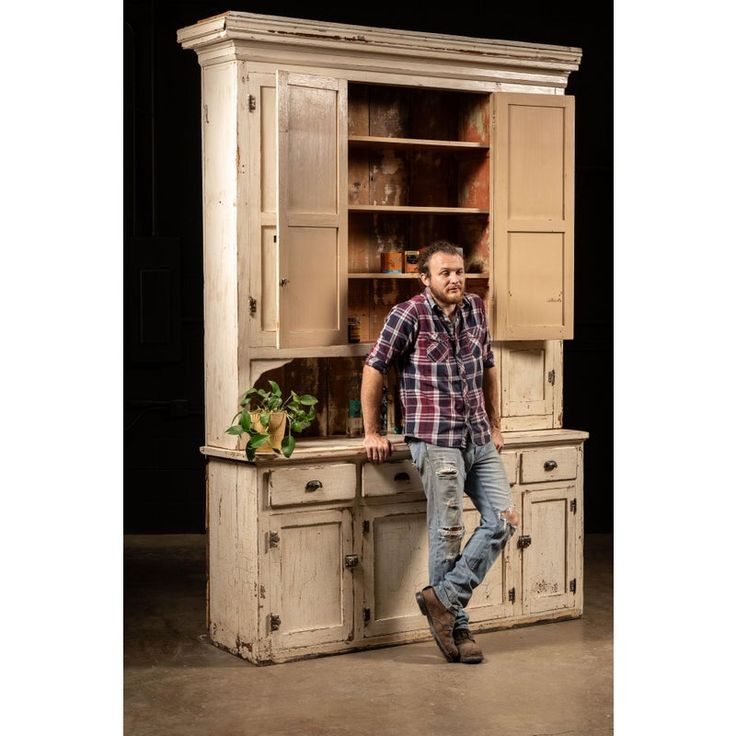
349,205,488,215
349,272,489,279
250,343,373,360
348,135,489,152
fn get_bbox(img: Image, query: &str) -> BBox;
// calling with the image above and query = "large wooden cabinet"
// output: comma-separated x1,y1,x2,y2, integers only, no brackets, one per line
179,11,587,664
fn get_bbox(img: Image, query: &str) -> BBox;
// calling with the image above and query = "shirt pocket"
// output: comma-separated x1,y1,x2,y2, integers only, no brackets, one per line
461,326,484,361
418,332,452,364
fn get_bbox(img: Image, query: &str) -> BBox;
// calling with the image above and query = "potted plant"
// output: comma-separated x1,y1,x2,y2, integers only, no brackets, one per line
225,380,318,461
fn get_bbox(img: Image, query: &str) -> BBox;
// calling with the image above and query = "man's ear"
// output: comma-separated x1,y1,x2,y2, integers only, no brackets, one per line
419,271,430,287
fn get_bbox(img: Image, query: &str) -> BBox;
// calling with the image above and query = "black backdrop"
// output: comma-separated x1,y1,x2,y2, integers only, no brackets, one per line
124,0,612,533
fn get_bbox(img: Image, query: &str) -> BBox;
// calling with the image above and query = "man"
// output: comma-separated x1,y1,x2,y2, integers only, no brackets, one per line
361,240,519,664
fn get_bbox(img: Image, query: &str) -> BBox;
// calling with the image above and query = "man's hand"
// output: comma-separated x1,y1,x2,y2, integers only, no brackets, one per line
364,432,392,463
491,426,504,452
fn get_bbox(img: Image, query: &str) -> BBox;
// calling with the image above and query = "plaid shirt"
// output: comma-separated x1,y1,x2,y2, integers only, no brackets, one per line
365,288,495,448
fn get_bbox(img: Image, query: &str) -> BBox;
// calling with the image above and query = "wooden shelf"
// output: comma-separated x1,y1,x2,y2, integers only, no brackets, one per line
349,205,488,214
250,343,373,360
348,135,489,152
349,272,489,279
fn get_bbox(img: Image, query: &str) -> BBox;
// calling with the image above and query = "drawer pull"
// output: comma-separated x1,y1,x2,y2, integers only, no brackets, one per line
394,472,410,482
305,480,323,492
543,460,558,471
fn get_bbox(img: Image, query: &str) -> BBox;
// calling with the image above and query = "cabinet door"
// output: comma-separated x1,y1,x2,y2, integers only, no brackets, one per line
498,340,562,431
361,500,513,638
277,72,348,348
493,93,575,340
361,502,428,638
266,508,354,651
520,483,578,615
247,72,278,348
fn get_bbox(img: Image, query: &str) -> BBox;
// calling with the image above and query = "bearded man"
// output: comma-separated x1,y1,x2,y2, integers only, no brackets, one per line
361,240,519,664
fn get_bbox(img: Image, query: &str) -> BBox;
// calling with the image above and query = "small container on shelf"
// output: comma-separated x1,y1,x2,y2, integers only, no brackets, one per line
403,250,420,273
348,316,362,343
346,399,363,438
380,251,403,274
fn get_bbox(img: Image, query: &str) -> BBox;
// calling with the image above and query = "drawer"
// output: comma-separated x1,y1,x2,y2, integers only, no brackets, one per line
363,459,424,498
268,463,357,507
520,447,578,484
499,450,518,486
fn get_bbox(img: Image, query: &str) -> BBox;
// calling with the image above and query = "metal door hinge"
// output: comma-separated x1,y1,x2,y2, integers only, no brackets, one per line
508,587,515,603
363,608,371,622
570,579,577,594
344,554,359,569
269,613,281,631
249,296,257,314
548,369,556,385
268,531,280,549
363,520,370,534
517,534,532,549
248,94,256,112
570,499,577,513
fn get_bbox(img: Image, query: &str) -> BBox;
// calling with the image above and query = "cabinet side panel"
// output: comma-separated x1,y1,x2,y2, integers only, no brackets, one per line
207,460,258,656
202,63,240,447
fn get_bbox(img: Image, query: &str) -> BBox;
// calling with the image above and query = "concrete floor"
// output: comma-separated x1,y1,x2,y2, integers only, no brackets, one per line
125,534,612,736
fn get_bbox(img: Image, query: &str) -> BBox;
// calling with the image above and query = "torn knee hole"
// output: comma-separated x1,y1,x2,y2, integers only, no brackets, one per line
439,526,464,539
500,507,520,527
435,464,458,479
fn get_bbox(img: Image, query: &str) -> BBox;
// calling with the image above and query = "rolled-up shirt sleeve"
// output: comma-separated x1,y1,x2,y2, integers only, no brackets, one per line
365,302,417,374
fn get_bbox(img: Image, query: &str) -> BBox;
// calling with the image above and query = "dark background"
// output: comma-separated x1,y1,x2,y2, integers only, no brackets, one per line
124,0,613,534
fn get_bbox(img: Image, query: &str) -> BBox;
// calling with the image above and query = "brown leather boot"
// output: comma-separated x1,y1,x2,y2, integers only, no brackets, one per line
453,629,484,664
415,586,459,662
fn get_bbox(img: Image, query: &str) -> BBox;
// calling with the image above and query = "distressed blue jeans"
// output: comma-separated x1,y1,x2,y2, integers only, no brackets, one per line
408,437,516,630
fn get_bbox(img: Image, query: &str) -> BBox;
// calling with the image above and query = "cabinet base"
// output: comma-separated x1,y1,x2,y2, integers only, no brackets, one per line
209,608,583,665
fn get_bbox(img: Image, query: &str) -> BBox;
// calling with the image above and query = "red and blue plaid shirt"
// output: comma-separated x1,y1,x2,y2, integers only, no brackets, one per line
365,288,495,448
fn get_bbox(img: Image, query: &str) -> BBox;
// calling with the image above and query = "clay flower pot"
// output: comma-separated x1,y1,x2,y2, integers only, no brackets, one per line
250,411,287,453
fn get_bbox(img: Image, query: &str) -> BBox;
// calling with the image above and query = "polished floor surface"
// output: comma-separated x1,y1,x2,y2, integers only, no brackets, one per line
125,533,612,736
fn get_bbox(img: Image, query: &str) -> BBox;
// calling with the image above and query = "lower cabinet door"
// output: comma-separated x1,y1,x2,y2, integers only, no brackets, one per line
361,501,514,638
266,508,354,651
521,484,578,615
462,507,515,624
361,502,428,638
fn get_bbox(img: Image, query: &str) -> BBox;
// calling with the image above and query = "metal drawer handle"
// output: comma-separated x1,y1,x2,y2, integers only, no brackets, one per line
543,460,558,471
305,480,323,492
394,472,410,482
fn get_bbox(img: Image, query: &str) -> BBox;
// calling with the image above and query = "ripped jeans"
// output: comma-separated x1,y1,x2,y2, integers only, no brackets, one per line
408,437,516,630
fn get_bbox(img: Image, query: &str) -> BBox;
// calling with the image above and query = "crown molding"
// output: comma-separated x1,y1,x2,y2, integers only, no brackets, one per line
177,12,582,80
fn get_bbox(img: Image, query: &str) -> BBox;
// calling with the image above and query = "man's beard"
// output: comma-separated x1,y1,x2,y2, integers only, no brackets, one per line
428,280,464,306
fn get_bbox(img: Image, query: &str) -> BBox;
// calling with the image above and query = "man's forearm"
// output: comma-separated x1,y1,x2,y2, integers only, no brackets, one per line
484,366,501,429
361,364,385,435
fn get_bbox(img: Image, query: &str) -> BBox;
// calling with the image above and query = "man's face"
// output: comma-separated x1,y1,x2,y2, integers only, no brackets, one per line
420,252,465,308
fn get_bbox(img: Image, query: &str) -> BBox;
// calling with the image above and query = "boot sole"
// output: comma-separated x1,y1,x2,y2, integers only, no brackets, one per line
415,591,457,663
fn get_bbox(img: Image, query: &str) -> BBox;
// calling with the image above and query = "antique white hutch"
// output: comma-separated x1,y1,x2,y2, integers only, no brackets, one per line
178,11,587,664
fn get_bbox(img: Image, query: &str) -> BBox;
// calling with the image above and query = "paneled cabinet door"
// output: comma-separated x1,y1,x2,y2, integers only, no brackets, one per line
266,508,354,651
361,500,514,639
520,483,579,615
493,93,575,341
498,340,562,431
361,502,428,639
277,71,348,348
247,72,278,348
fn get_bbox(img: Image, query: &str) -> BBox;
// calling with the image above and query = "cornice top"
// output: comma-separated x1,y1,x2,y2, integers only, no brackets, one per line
177,11,582,73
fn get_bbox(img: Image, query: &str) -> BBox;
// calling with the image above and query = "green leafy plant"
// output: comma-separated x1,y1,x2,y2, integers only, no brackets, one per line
225,380,318,461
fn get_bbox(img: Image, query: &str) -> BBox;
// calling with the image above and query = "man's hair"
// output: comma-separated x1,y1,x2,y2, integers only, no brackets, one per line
416,240,463,276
